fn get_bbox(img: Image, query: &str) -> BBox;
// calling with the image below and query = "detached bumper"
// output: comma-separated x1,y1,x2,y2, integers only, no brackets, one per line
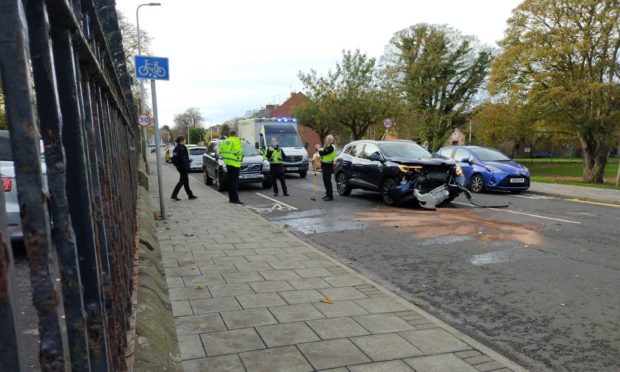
393,180,463,210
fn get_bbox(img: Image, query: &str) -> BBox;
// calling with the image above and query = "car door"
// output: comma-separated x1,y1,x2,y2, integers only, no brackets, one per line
359,143,382,191
336,143,356,182
347,144,366,187
205,142,218,177
452,148,474,181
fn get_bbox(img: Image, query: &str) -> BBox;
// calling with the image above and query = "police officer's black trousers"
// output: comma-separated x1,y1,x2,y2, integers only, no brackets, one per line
172,168,194,198
321,162,333,198
270,164,287,194
227,165,241,202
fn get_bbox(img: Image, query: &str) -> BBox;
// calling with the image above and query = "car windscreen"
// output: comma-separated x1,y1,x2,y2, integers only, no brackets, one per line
189,148,206,156
471,148,510,162
242,142,260,156
0,132,12,161
378,142,432,159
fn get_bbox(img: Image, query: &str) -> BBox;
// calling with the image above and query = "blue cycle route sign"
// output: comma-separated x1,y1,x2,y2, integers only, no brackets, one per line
135,55,169,80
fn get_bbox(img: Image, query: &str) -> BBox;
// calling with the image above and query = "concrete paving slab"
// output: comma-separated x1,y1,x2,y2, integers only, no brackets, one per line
178,334,205,360
174,313,227,335
182,354,245,372
354,314,415,334
240,346,313,372
255,322,320,347
235,292,287,309
220,308,278,329
306,317,370,339
269,303,325,323
279,289,324,304
189,296,241,315
400,329,471,354
208,283,254,297
313,300,370,318
405,354,479,372
298,339,371,370
351,333,423,361
348,360,414,372
201,328,265,356
249,280,295,293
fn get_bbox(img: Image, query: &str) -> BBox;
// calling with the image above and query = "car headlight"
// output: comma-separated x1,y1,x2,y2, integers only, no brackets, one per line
398,165,422,173
455,165,463,177
485,166,502,173
522,166,529,175
262,159,270,171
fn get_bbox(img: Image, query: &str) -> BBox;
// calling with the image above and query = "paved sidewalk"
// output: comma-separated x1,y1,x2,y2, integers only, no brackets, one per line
150,162,524,372
529,181,620,205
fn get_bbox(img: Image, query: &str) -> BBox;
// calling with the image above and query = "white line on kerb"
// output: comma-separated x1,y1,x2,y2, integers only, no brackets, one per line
255,193,298,210
452,201,581,224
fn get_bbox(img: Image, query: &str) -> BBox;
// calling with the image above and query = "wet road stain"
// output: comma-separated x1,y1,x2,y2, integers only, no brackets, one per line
353,208,543,246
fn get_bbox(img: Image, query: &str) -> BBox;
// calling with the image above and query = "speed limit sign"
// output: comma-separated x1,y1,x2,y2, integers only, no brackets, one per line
383,118,393,129
137,113,151,127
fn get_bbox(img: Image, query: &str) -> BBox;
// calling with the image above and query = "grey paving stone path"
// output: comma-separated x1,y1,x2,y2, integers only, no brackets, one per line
150,163,525,372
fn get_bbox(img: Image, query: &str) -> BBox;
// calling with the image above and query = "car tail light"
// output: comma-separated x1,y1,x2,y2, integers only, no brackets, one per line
2,177,12,192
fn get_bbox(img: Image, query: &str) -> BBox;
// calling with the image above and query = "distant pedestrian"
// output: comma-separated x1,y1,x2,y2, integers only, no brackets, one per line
422,140,430,151
218,129,244,204
263,136,288,197
170,136,197,201
315,135,336,201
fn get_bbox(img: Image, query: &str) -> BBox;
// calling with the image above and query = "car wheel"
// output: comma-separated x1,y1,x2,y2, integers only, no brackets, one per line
262,179,272,189
215,171,227,191
381,177,398,206
204,168,213,185
299,171,307,178
336,172,352,196
469,174,484,193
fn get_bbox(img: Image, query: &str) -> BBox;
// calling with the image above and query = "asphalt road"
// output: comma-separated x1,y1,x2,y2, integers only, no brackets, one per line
189,168,620,371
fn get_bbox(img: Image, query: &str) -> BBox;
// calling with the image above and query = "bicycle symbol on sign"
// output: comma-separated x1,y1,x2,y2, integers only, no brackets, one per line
138,59,167,79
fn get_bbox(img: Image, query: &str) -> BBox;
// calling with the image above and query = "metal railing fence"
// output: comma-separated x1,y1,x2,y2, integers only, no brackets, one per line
0,0,139,370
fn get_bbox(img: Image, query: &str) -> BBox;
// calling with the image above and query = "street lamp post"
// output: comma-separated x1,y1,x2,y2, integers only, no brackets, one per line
136,2,161,172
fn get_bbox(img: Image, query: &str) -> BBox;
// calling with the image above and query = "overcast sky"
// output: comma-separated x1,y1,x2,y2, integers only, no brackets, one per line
115,0,522,128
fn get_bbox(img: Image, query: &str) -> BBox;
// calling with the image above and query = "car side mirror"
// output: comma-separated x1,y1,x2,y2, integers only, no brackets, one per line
460,157,471,164
369,153,383,162
304,142,309,149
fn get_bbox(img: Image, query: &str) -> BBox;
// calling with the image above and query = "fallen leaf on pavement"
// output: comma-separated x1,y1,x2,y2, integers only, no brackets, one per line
320,297,334,304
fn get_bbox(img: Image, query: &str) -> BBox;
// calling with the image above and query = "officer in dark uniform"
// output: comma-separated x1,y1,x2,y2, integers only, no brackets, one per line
171,136,197,201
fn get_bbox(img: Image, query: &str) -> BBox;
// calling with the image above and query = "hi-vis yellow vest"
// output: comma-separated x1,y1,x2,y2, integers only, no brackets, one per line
218,137,242,167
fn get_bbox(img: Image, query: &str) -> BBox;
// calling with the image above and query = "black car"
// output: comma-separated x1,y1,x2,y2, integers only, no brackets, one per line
202,139,271,191
334,140,464,209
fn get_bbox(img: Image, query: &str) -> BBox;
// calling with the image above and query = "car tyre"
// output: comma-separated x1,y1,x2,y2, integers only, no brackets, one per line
299,170,307,178
336,172,352,196
215,171,227,191
204,168,213,185
381,177,398,206
469,174,484,193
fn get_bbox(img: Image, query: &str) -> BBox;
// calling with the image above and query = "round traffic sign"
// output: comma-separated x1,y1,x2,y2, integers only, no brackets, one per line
138,113,151,127
383,118,393,129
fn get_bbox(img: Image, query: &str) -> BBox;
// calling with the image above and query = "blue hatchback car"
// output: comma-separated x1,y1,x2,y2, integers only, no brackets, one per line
437,146,530,193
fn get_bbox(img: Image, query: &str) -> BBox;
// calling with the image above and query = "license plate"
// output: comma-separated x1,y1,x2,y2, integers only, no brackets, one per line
510,178,525,183
287,167,299,171
240,173,260,179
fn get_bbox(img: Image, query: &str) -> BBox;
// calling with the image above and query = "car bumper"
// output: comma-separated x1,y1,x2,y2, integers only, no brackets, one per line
190,163,203,170
485,173,530,190
5,209,23,241
393,179,463,210
221,171,270,184
283,162,308,173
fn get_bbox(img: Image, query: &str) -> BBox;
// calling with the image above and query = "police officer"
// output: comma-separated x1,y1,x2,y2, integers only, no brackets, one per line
315,134,336,201
171,136,197,201
263,136,288,197
218,129,244,204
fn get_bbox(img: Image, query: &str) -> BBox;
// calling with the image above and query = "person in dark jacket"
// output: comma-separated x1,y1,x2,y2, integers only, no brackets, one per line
315,134,336,201
171,136,197,201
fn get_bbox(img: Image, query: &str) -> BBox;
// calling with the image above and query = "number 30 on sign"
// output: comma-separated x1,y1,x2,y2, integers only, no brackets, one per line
137,113,151,127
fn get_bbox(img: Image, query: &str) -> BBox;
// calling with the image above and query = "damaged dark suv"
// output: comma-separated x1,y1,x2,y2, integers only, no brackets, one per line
334,140,464,209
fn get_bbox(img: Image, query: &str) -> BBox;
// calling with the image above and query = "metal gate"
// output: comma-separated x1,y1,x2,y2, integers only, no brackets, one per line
0,0,139,370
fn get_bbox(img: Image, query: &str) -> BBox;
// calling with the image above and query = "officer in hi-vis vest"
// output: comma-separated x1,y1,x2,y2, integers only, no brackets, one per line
315,134,336,201
218,129,244,204
263,137,288,197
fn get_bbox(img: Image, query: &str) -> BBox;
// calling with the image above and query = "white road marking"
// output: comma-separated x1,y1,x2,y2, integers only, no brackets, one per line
245,203,296,214
566,199,620,208
510,194,555,200
255,193,298,210
452,201,581,224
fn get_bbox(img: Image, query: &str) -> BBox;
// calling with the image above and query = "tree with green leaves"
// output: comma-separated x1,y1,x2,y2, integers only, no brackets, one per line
383,24,493,150
490,0,620,183
189,127,205,144
298,49,391,140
